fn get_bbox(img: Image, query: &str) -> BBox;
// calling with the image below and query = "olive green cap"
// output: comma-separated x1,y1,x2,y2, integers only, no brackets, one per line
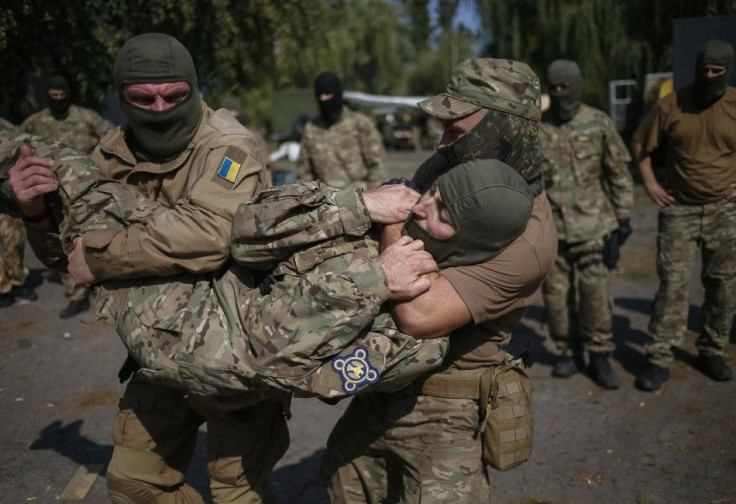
418,58,542,122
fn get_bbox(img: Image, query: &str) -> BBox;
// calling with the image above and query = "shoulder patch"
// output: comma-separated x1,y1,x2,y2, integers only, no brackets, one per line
212,145,249,189
331,346,380,395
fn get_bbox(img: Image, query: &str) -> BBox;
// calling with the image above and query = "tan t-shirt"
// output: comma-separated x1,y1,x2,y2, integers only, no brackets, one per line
442,192,558,368
633,85,736,204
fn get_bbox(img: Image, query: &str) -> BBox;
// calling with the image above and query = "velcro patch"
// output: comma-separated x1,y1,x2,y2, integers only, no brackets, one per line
212,146,249,189
331,346,380,395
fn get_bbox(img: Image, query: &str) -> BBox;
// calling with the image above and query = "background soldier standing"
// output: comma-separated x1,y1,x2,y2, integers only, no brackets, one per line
538,59,634,390
298,71,386,189
0,119,37,307
632,40,736,392
20,75,113,318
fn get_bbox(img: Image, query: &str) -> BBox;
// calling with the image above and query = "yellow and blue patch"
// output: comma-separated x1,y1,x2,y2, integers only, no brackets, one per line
218,156,241,182
332,346,380,395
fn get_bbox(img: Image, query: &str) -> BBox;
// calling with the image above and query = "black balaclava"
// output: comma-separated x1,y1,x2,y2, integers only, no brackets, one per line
547,59,583,122
435,107,543,194
114,32,202,161
46,75,71,119
403,159,533,268
314,71,344,125
693,40,734,108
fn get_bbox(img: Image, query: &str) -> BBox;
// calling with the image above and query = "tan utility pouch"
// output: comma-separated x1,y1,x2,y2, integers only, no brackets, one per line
416,362,534,471
478,363,534,471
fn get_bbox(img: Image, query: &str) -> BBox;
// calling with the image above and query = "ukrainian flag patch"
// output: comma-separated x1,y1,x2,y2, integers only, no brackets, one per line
332,346,380,395
218,156,241,182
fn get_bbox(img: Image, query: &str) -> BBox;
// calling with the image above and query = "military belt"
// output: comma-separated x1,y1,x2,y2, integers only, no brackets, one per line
414,369,490,400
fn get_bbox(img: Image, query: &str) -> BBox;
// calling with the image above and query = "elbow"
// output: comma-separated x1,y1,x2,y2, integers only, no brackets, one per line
392,304,442,339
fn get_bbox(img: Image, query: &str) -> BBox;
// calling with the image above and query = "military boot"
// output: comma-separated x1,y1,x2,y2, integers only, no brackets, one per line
635,364,669,392
588,352,621,390
552,355,578,378
697,355,733,382
59,295,90,319
0,291,14,308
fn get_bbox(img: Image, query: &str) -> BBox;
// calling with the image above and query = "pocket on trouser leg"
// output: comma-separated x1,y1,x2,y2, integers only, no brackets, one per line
482,364,534,471
207,402,290,503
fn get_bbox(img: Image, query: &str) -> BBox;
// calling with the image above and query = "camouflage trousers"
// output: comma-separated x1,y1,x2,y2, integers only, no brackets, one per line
320,388,489,503
541,238,614,355
0,214,27,293
647,200,736,366
106,377,289,504
61,272,88,301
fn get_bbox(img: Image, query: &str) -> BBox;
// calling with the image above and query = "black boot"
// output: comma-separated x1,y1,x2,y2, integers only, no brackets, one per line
0,291,14,308
588,352,621,390
12,285,38,302
697,355,733,382
59,296,90,319
552,355,578,378
635,363,669,392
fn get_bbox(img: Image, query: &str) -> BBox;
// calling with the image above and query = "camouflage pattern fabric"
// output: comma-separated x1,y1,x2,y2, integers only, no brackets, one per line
21,105,113,153
538,104,633,243
418,58,542,122
647,200,736,366
320,388,488,503
0,214,28,294
298,108,386,190
542,238,614,355
538,103,632,355
0,117,18,132
0,132,446,399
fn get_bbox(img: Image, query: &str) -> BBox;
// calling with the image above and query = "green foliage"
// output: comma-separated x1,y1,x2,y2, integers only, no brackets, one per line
473,0,736,109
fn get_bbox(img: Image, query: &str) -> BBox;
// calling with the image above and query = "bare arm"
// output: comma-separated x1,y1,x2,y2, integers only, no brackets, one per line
380,223,471,339
632,140,676,207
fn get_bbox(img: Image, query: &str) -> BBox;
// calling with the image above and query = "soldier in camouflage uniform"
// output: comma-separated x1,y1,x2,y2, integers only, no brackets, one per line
0,134,515,402
21,75,114,318
321,59,558,503
0,118,38,307
538,60,634,390
298,71,386,190
7,33,290,504
632,40,736,392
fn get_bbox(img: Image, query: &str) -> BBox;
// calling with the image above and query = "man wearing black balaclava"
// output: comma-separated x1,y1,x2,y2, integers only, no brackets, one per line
13,32,287,503
298,71,386,189
21,75,114,318
632,40,736,392
537,59,634,390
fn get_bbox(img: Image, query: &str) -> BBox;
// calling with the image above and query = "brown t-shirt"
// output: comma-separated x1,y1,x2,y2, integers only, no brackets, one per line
633,85,736,204
442,192,557,368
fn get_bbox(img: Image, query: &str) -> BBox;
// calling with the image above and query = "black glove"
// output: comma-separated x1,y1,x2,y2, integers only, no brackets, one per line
381,177,420,192
617,218,632,245
602,231,621,270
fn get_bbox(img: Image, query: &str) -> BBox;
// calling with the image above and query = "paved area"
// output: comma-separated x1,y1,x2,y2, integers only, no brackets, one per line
0,149,734,503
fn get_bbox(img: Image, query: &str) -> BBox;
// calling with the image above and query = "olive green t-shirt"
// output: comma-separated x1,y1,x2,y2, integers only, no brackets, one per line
633,85,736,204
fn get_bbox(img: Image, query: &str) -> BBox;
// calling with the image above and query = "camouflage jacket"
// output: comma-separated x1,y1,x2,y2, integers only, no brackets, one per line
0,136,445,400
538,104,633,242
298,108,386,190
21,105,114,153
0,117,18,132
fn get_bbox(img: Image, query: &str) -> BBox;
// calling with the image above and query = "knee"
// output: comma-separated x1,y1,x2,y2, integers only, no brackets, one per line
107,473,157,504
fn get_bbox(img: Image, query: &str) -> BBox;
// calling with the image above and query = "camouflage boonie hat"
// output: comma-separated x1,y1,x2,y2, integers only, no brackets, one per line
418,58,542,122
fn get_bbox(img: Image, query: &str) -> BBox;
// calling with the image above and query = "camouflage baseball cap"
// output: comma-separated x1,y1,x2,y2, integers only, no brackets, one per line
418,58,542,122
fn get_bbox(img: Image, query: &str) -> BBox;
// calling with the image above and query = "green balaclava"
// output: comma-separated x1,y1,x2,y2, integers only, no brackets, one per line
46,75,71,119
693,40,734,108
114,32,202,161
403,159,533,268
547,59,583,122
